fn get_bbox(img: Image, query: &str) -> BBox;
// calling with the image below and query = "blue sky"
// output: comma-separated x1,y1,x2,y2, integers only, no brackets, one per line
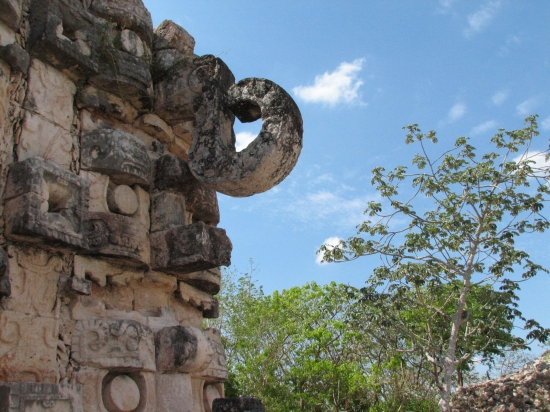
143,1,550,335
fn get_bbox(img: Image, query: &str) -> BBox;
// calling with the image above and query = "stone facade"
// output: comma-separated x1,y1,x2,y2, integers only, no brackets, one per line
0,1,302,411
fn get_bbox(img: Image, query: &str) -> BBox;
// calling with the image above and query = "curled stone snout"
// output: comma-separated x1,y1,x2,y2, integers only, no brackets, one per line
188,77,303,197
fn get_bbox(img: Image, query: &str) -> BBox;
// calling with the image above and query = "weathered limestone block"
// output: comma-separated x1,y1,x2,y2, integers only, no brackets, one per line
81,129,151,188
150,191,186,233
90,47,153,110
0,247,9,297
72,319,155,371
130,271,176,314
0,382,83,412
88,211,150,268
155,325,213,373
74,255,143,288
17,111,74,168
154,154,220,225
150,222,232,275
89,0,153,48
107,184,139,216
0,21,16,47
77,86,139,124
155,373,193,412
134,113,174,145
2,246,62,318
0,311,58,383
27,11,99,80
25,59,76,131
201,329,228,383
0,43,30,74
178,267,221,295
154,55,235,125
189,78,303,197
76,368,156,412
5,157,90,249
120,29,145,57
70,276,92,295
204,383,224,412
0,0,22,30
178,282,219,318
212,398,265,412
154,20,195,56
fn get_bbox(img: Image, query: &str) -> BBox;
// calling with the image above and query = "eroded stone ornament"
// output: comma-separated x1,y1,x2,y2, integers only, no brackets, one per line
189,77,303,197
4,157,90,249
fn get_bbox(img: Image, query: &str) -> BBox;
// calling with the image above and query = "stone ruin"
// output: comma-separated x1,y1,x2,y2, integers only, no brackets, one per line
0,0,303,411
451,355,550,411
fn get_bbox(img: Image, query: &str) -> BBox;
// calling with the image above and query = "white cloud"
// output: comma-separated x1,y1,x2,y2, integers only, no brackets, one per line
463,1,501,38
293,59,365,105
316,236,343,265
491,90,509,106
516,98,539,117
437,0,458,14
541,116,550,131
513,151,550,178
235,131,256,152
448,103,467,123
470,120,498,136
499,35,521,56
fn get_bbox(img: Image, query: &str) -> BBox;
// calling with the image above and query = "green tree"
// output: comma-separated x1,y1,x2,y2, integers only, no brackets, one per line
319,116,550,411
212,266,440,411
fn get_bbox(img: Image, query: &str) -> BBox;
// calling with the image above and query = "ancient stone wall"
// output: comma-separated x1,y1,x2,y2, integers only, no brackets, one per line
451,355,550,411
0,0,303,411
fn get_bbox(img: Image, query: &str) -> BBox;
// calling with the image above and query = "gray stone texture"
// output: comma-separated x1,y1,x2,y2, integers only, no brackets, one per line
154,154,220,225
189,77,303,197
177,267,221,295
154,55,235,125
0,0,22,30
0,43,30,74
155,325,213,373
151,221,232,274
154,20,195,56
81,129,152,188
0,247,9,297
89,0,154,47
28,1,100,80
4,157,90,249
212,398,266,412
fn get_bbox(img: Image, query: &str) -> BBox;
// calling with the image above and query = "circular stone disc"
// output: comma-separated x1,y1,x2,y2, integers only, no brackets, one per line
107,185,139,216
104,375,140,412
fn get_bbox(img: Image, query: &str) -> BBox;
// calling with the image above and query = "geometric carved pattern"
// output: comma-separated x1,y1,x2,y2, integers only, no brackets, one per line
72,319,155,371
0,382,82,412
4,157,90,250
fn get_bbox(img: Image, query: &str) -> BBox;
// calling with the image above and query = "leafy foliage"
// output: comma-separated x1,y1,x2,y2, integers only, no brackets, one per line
319,116,550,411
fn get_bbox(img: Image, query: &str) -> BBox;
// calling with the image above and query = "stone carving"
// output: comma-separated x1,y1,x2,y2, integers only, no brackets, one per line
155,325,213,373
151,222,232,274
201,329,228,383
189,77,303,197
212,398,266,412
0,382,83,412
4,156,90,249
81,129,151,188
0,2,303,409
2,246,63,318
0,311,59,384
72,319,155,371
27,9,99,80
178,281,219,318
